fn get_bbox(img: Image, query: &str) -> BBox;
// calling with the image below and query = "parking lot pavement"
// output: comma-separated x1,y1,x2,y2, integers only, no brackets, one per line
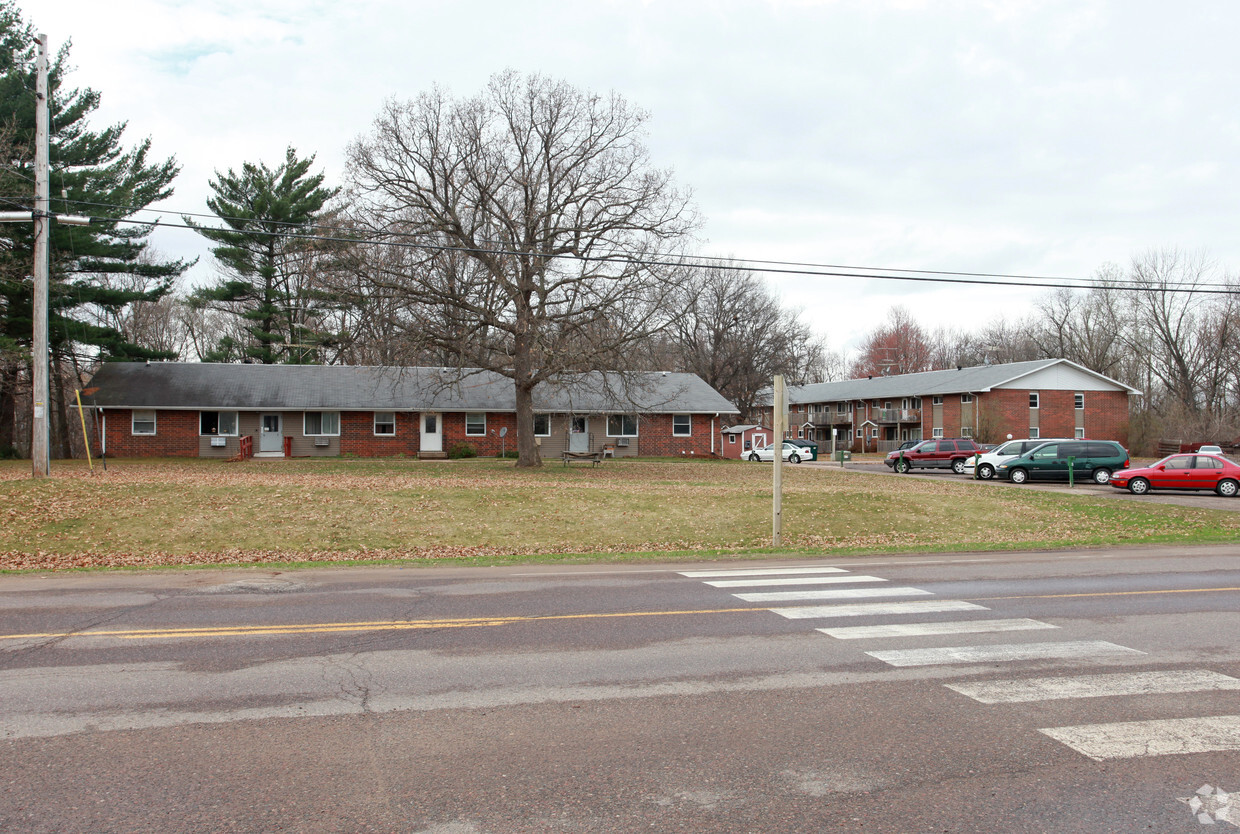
809,459,1240,511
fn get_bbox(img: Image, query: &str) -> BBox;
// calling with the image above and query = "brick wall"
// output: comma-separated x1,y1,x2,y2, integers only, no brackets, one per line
440,411,521,457
102,409,199,457
636,413,716,457
338,411,420,457
978,389,1130,446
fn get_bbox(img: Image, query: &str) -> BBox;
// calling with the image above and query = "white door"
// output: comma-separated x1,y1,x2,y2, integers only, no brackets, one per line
259,414,282,453
569,416,588,453
420,412,442,452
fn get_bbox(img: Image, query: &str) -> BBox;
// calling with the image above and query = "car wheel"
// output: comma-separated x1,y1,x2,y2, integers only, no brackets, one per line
1009,468,1028,484
1128,477,1150,496
894,459,910,474
789,453,801,464
978,463,994,480
1092,468,1111,485
748,453,759,462
951,458,966,474
1217,479,1239,498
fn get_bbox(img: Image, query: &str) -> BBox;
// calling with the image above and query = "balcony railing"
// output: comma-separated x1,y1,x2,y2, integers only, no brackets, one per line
875,408,921,423
808,410,853,424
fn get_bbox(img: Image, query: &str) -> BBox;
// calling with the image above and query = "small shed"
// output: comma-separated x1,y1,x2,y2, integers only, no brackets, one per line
720,424,771,459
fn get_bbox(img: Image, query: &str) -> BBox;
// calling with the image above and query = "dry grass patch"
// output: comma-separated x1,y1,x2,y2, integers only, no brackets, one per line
1,457,1236,571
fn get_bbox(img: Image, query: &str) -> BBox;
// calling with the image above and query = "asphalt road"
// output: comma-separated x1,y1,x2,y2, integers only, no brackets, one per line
2,545,1239,832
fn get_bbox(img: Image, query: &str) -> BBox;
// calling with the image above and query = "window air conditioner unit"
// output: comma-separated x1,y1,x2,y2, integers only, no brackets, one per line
616,437,629,447
314,437,330,447
210,436,226,447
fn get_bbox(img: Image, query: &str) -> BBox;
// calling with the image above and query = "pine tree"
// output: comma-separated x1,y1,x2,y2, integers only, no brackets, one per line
185,147,340,364
0,2,189,455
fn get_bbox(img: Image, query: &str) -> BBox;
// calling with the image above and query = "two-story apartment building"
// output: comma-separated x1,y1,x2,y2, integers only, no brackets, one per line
762,359,1138,453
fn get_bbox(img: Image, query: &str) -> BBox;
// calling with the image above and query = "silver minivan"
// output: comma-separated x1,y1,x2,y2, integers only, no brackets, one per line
962,437,1074,480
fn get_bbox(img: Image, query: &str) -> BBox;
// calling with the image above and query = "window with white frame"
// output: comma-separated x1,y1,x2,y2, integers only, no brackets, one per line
961,426,973,437
728,434,736,445
199,411,238,436
465,412,486,436
836,403,846,414
869,427,879,439
932,427,944,438
1075,427,1085,438
672,414,691,436
374,412,396,435
1029,392,1040,409
607,414,638,437
854,428,862,438
932,396,943,405
1029,427,1040,438
132,410,156,435
1074,393,1084,410
304,411,340,436
533,413,550,436
961,394,973,403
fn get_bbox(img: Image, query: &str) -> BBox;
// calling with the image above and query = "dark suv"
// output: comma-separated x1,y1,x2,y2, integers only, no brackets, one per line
996,440,1130,485
885,438,983,474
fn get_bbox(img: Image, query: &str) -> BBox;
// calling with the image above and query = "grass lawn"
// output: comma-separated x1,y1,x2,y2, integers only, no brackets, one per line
1,457,1237,571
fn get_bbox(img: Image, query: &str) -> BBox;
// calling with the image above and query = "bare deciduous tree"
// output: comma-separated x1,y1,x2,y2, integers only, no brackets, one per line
849,306,934,377
663,265,829,422
346,72,698,466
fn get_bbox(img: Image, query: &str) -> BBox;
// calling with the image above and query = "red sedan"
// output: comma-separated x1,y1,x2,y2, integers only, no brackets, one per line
1110,453,1240,497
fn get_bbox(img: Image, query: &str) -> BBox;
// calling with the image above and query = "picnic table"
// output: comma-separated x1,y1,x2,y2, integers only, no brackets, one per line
561,450,605,467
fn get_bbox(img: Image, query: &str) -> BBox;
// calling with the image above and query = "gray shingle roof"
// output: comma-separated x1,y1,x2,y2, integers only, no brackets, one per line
87,363,738,414
765,359,1139,405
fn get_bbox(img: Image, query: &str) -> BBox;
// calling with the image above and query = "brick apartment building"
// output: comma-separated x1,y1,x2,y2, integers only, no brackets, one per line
88,363,737,459
758,359,1138,453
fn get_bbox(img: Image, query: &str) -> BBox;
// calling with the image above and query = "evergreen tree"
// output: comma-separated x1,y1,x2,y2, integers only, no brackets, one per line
185,147,340,364
0,1,188,455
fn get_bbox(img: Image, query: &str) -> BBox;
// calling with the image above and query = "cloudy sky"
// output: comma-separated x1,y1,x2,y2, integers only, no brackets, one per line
41,0,1240,354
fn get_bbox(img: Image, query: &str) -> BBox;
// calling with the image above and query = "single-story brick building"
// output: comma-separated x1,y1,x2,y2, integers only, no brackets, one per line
758,359,1139,453
87,363,738,459
718,424,772,459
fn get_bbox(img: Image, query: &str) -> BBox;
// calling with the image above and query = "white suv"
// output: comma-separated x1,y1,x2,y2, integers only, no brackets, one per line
962,438,1074,480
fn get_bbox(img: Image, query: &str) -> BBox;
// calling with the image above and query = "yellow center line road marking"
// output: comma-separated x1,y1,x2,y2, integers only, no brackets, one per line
0,607,760,642
966,587,1240,601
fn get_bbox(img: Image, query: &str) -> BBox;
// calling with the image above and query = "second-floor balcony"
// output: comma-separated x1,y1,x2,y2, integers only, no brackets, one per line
808,410,853,425
874,408,921,423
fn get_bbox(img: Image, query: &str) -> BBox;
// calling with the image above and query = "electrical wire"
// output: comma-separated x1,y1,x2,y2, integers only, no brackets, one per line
8,193,1238,295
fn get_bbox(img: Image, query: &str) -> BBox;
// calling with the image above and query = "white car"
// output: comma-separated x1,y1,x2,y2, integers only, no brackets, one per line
1198,444,1224,455
748,442,806,463
962,437,1073,480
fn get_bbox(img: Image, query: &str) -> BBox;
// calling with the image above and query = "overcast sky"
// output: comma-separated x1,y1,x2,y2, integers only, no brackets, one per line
41,0,1240,355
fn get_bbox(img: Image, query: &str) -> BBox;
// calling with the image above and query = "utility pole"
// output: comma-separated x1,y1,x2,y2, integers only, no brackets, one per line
31,32,50,478
0,33,89,478
772,374,785,547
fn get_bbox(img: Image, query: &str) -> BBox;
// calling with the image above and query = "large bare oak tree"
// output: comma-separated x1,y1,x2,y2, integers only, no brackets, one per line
346,72,697,466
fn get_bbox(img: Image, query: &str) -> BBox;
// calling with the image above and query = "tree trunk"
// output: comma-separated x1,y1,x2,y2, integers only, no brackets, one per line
0,363,17,453
513,380,541,468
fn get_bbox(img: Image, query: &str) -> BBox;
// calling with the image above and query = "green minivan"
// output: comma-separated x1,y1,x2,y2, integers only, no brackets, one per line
996,440,1130,485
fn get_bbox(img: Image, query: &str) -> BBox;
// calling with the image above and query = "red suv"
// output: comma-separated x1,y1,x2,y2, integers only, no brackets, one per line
885,438,982,474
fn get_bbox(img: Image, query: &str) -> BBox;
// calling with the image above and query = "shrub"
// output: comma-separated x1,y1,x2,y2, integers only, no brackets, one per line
447,442,478,459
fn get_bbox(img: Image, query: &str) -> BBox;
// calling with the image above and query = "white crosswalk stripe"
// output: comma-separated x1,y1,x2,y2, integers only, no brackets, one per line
866,640,1144,667
735,587,931,603
819,618,1058,640
1039,715,1240,761
770,600,987,619
704,575,887,588
679,567,848,578
946,670,1240,704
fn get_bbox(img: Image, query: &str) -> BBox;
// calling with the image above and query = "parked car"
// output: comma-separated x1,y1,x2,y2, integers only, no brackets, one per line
995,440,1130,485
785,438,819,461
748,442,806,463
962,437,1074,480
1109,453,1240,497
884,438,983,474
1197,444,1224,456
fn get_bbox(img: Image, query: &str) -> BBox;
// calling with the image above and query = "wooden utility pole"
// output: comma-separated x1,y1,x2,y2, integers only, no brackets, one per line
772,374,785,547
0,34,90,477
31,32,50,478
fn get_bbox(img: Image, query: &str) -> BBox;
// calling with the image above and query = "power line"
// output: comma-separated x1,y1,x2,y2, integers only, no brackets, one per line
12,193,1240,295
